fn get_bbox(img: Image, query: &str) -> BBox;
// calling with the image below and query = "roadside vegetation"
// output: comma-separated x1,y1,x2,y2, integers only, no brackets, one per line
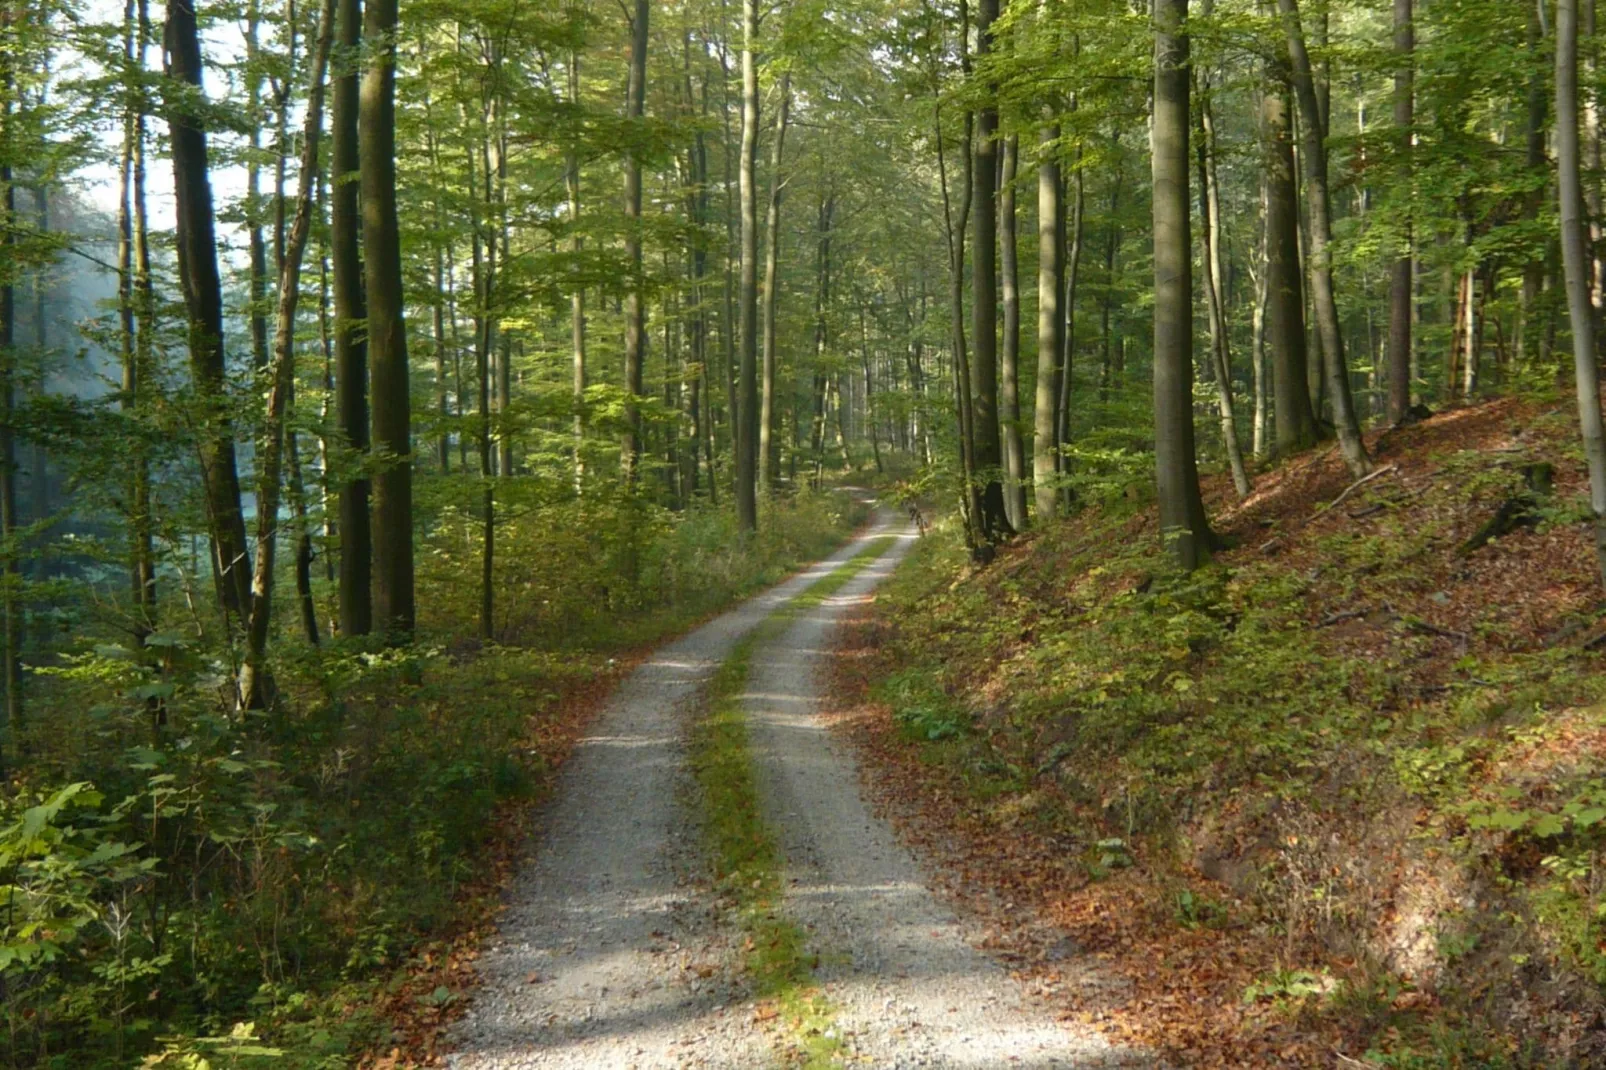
841,397,1606,1066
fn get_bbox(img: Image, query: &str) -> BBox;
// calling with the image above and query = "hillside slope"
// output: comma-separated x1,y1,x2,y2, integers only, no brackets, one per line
832,397,1606,1067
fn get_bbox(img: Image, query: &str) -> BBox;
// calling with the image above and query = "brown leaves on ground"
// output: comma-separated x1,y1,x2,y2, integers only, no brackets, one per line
819,397,1606,1068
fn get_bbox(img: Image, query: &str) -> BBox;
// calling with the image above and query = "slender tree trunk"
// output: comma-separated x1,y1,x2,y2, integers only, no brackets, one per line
971,0,1011,540
360,0,413,637
1153,0,1212,568
859,305,883,473
1250,165,1271,458
1033,124,1064,521
1558,0,1606,584
623,0,649,486
0,72,20,757
1058,154,1084,497
246,4,270,372
1519,9,1548,367
1193,46,1250,497
936,100,979,540
1278,0,1369,478
331,0,370,637
999,134,1026,529
165,0,255,625
759,72,791,494
569,48,586,493
133,1,158,632
1387,0,1414,423
735,0,760,529
1097,177,1120,400
240,2,333,704
1264,80,1320,455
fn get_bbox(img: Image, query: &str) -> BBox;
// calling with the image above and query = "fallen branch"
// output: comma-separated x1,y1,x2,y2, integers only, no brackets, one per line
1319,608,1369,627
1322,463,1400,514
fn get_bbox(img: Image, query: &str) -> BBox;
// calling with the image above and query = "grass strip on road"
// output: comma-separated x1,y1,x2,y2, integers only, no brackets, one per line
689,536,896,1069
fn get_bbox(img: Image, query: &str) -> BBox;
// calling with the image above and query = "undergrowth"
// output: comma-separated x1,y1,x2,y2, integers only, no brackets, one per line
863,404,1606,1064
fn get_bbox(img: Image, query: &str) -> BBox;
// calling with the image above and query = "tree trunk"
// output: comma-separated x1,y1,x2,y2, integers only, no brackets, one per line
1278,0,1369,479
1058,153,1084,504
735,0,759,530
1387,0,1414,424
1250,171,1270,459
759,72,791,495
360,0,413,638
1033,124,1064,521
623,0,649,486
165,0,255,626
1522,5,1548,366
569,48,586,493
1557,0,1606,585
999,133,1026,529
239,0,333,705
971,0,1011,540
0,77,19,758
246,4,270,372
1153,0,1213,568
1193,36,1250,498
331,0,370,637
1263,80,1320,455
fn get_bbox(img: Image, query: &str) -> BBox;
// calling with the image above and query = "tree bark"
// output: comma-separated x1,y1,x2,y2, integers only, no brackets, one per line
1387,0,1413,424
1193,34,1250,498
759,72,791,494
239,0,333,705
331,0,370,637
623,0,649,487
1152,0,1212,568
1558,0,1606,585
1278,0,1369,478
999,133,1026,529
0,68,19,758
360,0,414,637
569,47,586,493
1263,80,1319,455
165,0,255,625
1033,124,1064,521
971,0,1011,540
735,0,760,529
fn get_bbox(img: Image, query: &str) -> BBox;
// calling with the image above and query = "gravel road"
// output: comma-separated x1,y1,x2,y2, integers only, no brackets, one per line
450,502,1140,1068
448,507,900,1070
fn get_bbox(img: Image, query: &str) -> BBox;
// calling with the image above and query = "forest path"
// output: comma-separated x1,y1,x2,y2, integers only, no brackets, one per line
450,499,1135,1069
448,500,900,1070
742,525,1139,1069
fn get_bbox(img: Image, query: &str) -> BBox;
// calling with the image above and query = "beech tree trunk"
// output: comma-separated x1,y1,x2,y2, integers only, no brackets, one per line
0,74,19,756
971,0,1011,540
1558,0,1606,585
1152,0,1212,568
1387,0,1413,424
165,0,255,626
1263,81,1319,455
240,0,333,706
331,0,370,637
759,72,791,494
1193,33,1250,498
1033,124,1064,521
1278,0,1369,478
360,0,414,637
735,0,759,530
569,48,585,493
623,0,648,486
999,134,1026,530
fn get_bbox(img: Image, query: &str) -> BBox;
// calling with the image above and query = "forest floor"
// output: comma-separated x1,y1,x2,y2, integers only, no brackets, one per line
437,501,1139,1069
828,395,1606,1068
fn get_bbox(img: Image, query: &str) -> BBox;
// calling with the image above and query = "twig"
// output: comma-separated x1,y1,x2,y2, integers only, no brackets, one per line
1346,503,1385,519
1319,608,1369,627
1322,463,1400,514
